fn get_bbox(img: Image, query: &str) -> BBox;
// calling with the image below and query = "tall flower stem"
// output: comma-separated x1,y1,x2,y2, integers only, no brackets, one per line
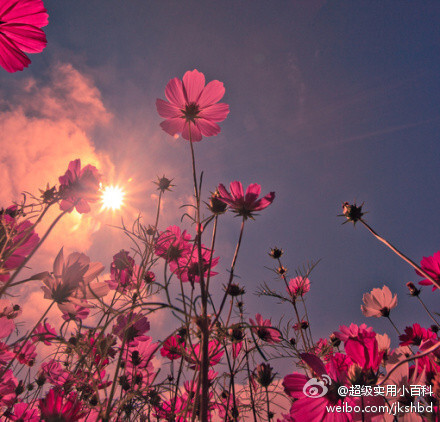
188,128,210,422
211,218,245,328
359,219,440,290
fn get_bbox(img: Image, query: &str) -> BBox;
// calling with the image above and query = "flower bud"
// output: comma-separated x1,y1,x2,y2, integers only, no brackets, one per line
406,282,421,297
269,247,283,259
254,363,276,388
207,190,227,215
154,176,174,193
341,202,364,225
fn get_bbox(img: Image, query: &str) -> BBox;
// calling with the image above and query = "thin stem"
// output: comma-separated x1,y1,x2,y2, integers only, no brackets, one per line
360,219,440,290
211,218,245,328
416,295,440,327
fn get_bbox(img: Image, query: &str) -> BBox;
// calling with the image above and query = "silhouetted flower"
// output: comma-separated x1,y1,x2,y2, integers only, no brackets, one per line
59,159,101,214
217,181,275,220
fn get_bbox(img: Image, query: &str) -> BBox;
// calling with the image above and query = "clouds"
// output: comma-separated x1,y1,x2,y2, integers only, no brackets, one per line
0,62,114,263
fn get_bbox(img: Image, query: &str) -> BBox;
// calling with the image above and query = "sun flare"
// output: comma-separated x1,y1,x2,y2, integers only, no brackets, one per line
101,185,125,210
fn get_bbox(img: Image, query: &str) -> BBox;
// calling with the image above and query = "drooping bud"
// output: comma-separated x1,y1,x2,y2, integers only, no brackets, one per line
254,363,276,388
406,282,421,297
207,190,227,215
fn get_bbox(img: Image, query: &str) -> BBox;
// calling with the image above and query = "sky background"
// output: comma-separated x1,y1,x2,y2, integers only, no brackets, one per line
1,0,440,395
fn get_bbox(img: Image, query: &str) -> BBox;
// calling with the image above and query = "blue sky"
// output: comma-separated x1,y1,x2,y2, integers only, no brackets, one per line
2,0,440,362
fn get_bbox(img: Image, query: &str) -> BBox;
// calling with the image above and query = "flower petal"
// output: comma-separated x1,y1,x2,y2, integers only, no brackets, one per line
182,69,205,103
0,32,30,72
244,183,262,203
253,192,275,211
0,0,48,27
165,77,185,107
160,117,185,136
196,118,221,137
198,80,225,108
182,121,202,142
1,23,46,53
199,102,229,122
156,98,182,119
229,181,244,201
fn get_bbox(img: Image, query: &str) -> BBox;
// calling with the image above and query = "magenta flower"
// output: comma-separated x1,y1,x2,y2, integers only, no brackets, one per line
112,312,150,346
416,250,440,291
0,369,18,407
0,0,48,73
361,285,397,318
59,302,90,322
9,402,40,421
155,225,192,262
14,340,37,365
250,313,281,344
287,276,310,299
334,323,383,371
0,206,39,282
39,389,85,422
106,249,140,291
0,316,14,338
217,181,275,220
156,69,229,142
160,335,184,360
399,323,437,347
31,321,56,345
172,245,219,285
187,340,224,368
58,159,101,214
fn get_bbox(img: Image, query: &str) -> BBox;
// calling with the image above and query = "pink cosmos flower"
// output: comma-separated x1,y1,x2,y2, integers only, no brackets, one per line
41,360,70,386
156,69,229,142
0,316,14,338
217,181,275,220
416,250,440,291
399,323,437,347
172,245,219,285
31,321,56,345
59,302,90,322
186,340,224,368
112,312,150,346
334,324,383,371
0,341,14,365
0,0,48,73
39,389,85,422
14,340,37,365
250,313,281,344
0,206,39,282
284,352,384,422
106,249,141,291
361,285,398,318
155,225,192,262
58,159,101,214
160,335,184,360
287,276,310,299
0,369,18,407
9,402,40,421
39,247,107,305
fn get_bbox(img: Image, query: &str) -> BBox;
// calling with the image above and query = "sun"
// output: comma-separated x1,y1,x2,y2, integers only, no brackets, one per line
101,185,125,210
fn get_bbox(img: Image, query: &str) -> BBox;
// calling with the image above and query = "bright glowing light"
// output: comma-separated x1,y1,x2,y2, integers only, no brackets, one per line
101,185,125,210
